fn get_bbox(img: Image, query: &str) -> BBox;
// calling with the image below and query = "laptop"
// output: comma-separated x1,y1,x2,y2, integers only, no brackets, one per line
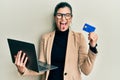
7,38,58,72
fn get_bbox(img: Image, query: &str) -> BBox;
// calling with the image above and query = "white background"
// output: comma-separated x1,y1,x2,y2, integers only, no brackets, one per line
0,0,120,80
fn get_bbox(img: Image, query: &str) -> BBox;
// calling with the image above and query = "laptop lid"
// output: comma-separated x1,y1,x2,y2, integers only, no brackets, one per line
7,38,40,72
7,38,58,72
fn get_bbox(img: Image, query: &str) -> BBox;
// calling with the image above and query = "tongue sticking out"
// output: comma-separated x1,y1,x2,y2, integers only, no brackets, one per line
61,23,66,30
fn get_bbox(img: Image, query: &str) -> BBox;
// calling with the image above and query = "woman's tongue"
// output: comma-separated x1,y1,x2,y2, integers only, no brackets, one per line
60,23,66,30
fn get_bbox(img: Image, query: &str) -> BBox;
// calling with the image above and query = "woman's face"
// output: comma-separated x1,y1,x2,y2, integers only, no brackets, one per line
54,7,72,32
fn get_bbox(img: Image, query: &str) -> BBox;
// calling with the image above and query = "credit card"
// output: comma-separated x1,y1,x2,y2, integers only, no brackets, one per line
83,23,96,33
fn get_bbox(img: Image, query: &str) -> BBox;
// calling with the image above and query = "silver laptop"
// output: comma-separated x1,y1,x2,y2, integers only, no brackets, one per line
7,38,58,72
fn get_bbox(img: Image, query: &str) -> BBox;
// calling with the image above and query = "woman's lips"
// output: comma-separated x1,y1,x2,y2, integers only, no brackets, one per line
60,22,67,26
60,23,66,30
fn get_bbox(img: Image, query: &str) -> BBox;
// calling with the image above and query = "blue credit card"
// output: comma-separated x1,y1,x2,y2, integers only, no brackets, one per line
83,23,96,33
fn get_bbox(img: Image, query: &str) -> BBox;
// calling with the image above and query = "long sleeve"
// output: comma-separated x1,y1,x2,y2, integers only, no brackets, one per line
78,33,97,75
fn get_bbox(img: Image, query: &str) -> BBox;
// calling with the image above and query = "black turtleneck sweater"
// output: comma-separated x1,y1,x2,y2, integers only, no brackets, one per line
48,29,69,80
48,29,98,80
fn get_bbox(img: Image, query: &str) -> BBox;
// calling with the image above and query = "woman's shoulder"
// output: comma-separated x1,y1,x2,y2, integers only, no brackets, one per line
71,30,84,37
70,30,86,43
41,31,55,39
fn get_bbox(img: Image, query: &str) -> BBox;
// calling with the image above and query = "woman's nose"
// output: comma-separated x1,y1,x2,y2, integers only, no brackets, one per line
61,15,66,20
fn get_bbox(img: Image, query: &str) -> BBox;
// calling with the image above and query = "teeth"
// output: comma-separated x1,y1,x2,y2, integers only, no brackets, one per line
61,23,66,25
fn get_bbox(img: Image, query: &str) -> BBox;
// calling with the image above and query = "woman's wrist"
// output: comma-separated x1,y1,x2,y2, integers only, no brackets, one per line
89,43,98,54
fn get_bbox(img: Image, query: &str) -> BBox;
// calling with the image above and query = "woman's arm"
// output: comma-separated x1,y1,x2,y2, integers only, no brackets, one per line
78,32,98,75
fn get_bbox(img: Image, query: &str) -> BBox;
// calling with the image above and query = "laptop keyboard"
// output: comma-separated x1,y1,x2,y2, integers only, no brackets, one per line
38,65,48,70
38,61,58,71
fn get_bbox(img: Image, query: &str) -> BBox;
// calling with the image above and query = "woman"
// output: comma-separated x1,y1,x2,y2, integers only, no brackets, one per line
15,2,98,80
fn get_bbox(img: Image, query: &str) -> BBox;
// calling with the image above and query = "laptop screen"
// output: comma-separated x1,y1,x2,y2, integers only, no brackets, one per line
7,38,39,72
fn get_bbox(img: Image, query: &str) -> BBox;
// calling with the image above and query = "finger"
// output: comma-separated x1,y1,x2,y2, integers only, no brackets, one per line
20,53,26,65
88,32,93,40
23,57,28,66
89,32,96,40
15,51,20,65
16,50,22,65
92,33,98,40
14,55,17,64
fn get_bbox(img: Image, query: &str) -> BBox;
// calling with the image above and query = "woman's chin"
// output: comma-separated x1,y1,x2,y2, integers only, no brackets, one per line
60,28,68,32
57,26,69,32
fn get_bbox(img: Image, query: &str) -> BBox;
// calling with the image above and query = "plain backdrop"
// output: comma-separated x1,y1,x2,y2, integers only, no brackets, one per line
0,0,120,80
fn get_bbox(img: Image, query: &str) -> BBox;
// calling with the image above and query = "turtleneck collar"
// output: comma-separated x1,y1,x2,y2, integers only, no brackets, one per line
55,29,69,36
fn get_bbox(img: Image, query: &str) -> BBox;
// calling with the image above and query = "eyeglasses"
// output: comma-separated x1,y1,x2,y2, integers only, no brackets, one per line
56,13,72,19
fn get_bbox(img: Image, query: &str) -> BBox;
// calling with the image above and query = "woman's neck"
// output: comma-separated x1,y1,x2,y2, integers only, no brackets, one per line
55,28,69,36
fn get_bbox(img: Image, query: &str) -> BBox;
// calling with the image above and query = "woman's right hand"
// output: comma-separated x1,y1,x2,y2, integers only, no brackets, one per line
14,50,28,74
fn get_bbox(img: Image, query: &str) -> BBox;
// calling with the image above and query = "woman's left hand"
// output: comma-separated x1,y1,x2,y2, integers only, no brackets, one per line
88,32,98,47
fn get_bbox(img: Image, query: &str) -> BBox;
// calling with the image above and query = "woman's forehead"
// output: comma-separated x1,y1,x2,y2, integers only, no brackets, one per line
57,7,71,13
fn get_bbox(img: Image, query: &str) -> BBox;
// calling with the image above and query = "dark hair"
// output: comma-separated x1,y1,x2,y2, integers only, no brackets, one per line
53,2,73,30
54,2,73,16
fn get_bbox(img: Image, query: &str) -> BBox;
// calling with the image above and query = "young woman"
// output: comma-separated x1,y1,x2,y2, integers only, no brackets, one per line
15,2,98,80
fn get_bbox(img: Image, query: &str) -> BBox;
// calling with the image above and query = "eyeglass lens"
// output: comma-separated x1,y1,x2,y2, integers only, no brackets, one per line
56,13,72,19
